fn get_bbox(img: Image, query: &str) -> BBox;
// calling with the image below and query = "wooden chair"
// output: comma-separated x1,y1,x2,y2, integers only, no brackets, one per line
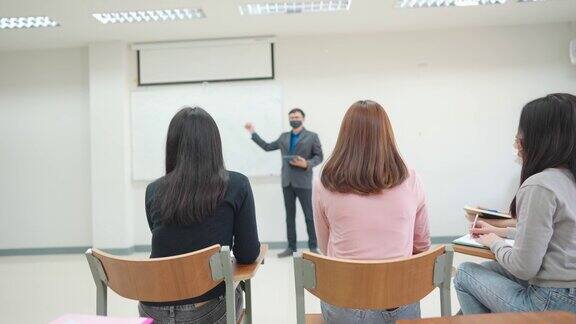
293,245,454,324
85,245,244,324
397,311,576,323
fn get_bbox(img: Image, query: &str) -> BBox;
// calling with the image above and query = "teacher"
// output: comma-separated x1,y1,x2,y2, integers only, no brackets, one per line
245,108,323,257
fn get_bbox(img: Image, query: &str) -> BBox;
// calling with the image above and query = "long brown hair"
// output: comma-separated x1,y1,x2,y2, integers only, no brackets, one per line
321,100,408,194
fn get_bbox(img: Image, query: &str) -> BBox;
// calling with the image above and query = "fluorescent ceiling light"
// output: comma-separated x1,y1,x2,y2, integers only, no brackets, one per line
397,0,506,8
92,8,205,24
0,16,59,29
239,1,351,15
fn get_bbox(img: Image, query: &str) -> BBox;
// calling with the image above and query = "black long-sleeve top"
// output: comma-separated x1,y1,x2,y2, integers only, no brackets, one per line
142,171,261,306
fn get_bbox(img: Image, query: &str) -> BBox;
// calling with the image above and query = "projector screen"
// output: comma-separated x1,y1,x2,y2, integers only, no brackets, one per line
137,41,274,85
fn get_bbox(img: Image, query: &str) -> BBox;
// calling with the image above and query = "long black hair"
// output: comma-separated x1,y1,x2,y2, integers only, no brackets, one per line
510,93,576,218
157,107,229,225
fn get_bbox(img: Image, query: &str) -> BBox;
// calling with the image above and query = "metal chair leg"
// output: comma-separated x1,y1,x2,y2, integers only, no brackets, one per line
440,246,454,316
220,247,236,324
243,279,252,324
293,255,306,324
95,281,108,316
85,251,108,316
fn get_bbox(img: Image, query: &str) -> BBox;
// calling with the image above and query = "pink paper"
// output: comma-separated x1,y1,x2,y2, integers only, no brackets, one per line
50,314,153,324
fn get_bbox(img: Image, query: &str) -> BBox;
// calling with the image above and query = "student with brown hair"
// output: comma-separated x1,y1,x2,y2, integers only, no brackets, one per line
313,100,430,323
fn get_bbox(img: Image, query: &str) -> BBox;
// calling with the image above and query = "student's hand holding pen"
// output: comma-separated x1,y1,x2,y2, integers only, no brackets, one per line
470,220,508,238
474,233,503,249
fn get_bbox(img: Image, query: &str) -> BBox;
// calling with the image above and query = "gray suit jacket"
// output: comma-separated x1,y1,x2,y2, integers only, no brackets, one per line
251,128,323,189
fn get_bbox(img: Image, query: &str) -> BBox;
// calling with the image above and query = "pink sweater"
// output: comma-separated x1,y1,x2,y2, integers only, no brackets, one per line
312,169,431,260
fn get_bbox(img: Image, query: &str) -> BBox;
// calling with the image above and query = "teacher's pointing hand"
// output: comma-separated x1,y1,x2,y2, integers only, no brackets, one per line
244,122,255,134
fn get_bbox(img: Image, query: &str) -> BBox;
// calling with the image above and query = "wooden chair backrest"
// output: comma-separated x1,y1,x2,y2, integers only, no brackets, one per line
302,245,446,309
90,245,222,302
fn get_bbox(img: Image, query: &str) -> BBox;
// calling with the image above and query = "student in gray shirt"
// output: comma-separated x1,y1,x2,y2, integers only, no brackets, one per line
454,93,576,314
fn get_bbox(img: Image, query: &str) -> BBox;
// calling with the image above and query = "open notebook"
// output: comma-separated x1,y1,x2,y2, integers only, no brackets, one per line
464,206,512,219
453,234,514,250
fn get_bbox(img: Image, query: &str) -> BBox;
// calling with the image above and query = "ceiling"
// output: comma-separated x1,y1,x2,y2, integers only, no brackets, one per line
0,0,575,51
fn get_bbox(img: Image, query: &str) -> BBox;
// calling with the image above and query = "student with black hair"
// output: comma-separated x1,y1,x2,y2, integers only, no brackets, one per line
140,107,261,323
245,108,323,257
454,93,576,314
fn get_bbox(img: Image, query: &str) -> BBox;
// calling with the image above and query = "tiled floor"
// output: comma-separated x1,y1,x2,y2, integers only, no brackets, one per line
0,249,485,323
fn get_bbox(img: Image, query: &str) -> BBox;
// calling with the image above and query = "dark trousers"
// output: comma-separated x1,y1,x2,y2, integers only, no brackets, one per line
282,184,317,251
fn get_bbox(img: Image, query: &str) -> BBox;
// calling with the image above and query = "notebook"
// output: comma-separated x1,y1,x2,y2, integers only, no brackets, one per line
464,206,512,219
453,234,514,250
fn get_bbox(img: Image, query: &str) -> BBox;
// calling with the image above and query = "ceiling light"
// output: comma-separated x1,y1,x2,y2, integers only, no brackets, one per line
0,16,59,29
92,8,205,24
396,0,506,8
239,1,351,15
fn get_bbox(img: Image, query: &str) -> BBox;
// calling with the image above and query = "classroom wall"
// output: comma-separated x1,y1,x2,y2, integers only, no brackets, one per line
1,22,575,250
0,48,92,249
132,22,576,246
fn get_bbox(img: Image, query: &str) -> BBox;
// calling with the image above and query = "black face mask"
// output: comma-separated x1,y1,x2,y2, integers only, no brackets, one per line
290,120,302,129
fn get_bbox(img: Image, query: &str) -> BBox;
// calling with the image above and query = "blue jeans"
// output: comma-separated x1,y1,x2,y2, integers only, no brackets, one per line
138,287,243,324
321,301,421,324
454,261,576,314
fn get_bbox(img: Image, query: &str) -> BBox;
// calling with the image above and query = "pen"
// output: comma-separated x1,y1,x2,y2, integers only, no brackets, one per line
471,214,479,238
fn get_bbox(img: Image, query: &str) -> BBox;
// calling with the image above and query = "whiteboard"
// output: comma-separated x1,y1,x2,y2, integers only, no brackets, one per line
131,84,283,180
